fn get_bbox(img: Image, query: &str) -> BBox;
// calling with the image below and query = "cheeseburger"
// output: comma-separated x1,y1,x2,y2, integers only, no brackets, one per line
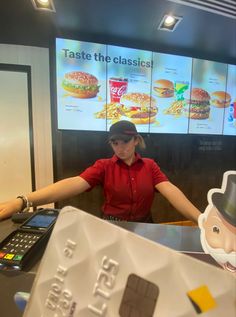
62,71,100,98
211,91,231,108
120,93,158,124
183,88,211,119
153,79,174,98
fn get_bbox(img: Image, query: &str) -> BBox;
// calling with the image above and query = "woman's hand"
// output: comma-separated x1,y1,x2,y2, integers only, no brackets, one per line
0,176,90,221
0,199,23,221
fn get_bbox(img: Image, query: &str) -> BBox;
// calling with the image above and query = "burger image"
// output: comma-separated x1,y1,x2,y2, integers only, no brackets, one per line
120,93,158,124
153,79,174,98
183,88,211,119
211,91,231,108
62,71,100,98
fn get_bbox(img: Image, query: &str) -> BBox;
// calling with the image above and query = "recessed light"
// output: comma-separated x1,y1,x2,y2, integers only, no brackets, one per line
38,0,50,5
30,0,56,12
158,14,183,32
164,15,176,26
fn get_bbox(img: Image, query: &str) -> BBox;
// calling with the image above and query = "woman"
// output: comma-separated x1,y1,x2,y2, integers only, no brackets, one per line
0,120,201,223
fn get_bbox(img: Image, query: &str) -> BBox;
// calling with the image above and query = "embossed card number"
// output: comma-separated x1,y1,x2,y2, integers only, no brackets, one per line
88,255,119,316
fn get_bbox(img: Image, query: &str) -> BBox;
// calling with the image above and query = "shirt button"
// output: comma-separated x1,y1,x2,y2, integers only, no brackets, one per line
131,178,134,181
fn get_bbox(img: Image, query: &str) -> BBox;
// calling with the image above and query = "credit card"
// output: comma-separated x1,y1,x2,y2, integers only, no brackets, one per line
23,206,236,317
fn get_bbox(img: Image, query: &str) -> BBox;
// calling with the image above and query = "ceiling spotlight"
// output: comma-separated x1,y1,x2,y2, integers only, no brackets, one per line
158,14,182,32
164,15,175,26
38,0,50,5
31,0,56,12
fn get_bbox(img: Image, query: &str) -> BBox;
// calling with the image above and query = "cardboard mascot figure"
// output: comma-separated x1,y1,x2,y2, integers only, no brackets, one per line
198,171,236,274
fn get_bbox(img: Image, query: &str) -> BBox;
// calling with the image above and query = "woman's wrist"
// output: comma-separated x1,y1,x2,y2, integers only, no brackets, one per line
14,198,24,213
16,195,33,212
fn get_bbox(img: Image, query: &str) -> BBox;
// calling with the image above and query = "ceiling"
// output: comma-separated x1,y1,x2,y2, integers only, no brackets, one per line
1,0,236,65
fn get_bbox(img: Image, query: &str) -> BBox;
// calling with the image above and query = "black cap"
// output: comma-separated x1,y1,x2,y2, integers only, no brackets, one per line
109,120,137,141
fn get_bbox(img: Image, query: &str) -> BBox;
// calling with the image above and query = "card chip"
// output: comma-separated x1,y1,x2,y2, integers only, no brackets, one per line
119,273,159,317
187,285,217,314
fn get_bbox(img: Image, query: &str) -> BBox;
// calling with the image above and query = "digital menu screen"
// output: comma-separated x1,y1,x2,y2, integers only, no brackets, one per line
188,59,227,135
56,38,236,136
150,52,192,134
56,38,107,131
223,64,236,136
106,45,152,133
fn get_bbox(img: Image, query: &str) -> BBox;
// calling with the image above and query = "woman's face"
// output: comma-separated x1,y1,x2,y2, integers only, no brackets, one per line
110,137,138,164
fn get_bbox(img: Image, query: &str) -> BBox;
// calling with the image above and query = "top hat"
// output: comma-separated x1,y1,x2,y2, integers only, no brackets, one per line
212,174,236,227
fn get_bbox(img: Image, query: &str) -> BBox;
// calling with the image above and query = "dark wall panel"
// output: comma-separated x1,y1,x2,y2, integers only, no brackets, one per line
53,130,236,223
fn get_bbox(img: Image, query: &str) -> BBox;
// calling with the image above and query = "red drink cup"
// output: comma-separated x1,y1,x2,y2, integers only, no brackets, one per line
109,78,128,103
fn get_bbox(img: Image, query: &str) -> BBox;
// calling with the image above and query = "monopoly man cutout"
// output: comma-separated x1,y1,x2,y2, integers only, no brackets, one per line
198,171,236,274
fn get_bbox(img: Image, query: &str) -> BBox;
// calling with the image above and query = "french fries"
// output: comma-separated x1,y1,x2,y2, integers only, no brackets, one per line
163,100,184,115
95,103,123,119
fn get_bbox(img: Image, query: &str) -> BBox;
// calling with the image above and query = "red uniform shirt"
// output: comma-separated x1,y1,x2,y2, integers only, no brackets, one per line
80,153,168,221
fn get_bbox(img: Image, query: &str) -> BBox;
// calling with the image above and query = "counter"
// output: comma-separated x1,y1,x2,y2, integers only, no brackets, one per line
0,217,219,317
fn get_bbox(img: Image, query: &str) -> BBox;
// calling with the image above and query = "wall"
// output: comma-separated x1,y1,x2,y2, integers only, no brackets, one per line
1,44,235,222
0,44,53,201
52,129,236,223
0,68,33,200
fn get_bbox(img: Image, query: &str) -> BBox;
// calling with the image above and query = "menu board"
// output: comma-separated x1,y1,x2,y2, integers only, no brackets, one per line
150,53,192,134
223,64,236,136
56,37,236,136
56,38,107,131
188,59,227,135
106,45,152,133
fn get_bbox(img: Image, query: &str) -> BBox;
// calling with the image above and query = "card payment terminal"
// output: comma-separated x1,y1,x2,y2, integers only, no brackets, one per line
0,208,59,270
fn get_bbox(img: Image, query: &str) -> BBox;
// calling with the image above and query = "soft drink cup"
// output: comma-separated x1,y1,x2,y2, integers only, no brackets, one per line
109,78,128,103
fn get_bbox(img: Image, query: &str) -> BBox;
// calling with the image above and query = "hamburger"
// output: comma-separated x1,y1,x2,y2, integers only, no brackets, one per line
183,88,211,119
120,93,158,124
211,91,231,108
153,79,174,98
62,71,100,98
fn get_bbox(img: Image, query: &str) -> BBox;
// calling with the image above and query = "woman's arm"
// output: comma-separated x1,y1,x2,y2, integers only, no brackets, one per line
0,176,90,220
155,181,201,223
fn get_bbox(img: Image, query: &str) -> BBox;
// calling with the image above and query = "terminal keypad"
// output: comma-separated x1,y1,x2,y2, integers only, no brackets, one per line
0,231,41,262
